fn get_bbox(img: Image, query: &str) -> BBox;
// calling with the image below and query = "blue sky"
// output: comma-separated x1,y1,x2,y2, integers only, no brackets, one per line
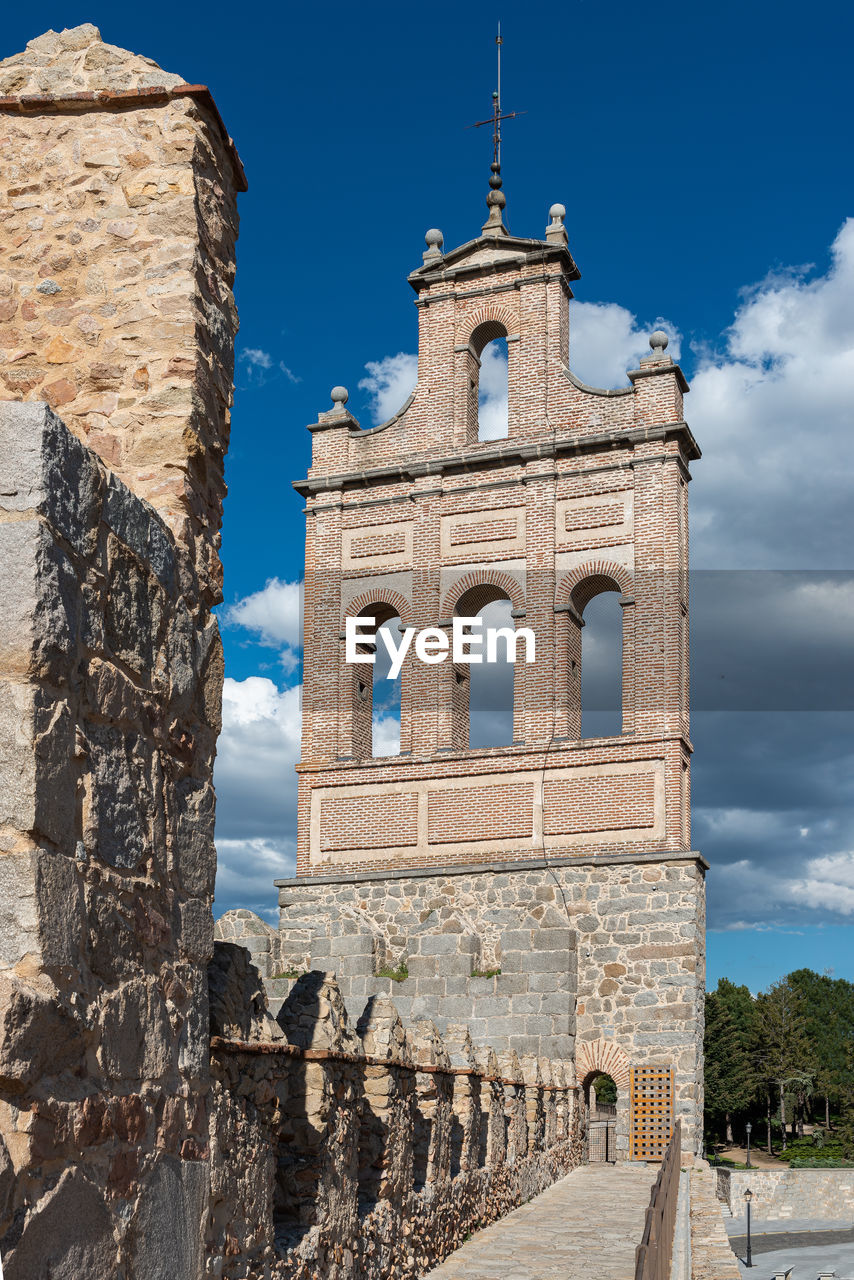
7,1,853,992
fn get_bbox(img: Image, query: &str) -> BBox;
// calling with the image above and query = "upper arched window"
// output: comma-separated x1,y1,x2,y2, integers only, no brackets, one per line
450,583,520,749
579,590,623,739
560,572,627,741
348,604,403,758
466,321,509,442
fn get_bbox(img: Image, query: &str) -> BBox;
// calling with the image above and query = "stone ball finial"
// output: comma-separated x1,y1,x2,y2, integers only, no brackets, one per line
425,228,444,250
649,330,669,353
330,386,349,406
549,203,566,223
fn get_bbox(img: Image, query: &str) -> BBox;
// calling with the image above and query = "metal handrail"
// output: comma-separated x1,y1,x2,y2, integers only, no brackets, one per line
634,1120,682,1280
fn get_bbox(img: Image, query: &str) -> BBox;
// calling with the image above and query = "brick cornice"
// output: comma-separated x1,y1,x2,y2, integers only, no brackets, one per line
296,729,694,774
294,421,701,497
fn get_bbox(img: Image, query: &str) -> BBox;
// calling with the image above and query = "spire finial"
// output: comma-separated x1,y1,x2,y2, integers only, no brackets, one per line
468,24,525,237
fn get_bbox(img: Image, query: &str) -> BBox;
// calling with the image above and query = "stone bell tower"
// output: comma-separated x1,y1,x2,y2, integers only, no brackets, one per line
280,168,706,1160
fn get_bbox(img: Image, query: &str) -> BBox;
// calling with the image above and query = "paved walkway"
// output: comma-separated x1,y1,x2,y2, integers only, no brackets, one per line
424,1165,657,1280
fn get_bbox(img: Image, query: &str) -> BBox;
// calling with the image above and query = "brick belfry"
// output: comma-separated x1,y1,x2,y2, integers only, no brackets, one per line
279,169,706,1159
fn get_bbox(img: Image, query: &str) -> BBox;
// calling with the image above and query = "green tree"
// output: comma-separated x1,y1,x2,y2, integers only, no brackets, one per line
704,979,759,1144
788,968,854,1127
590,1073,617,1105
837,1039,854,1159
756,977,815,1153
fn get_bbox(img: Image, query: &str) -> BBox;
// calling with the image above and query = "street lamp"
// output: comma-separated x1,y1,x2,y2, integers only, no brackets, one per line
746,1121,752,1169
744,1188,754,1268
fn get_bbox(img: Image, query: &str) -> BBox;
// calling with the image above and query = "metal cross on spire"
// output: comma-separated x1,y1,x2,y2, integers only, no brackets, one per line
468,25,525,232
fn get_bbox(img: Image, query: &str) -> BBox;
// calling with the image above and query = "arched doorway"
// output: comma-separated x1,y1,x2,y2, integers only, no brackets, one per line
583,1071,617,1164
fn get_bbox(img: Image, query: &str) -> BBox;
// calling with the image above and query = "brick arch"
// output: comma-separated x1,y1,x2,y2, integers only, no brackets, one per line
344,587,413,627
556,561,634,615
440,569,525,618
458,302,517,353
576,1039,631,1092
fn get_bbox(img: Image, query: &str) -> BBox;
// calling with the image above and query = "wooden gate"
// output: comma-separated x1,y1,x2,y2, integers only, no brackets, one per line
630,1065,673,1162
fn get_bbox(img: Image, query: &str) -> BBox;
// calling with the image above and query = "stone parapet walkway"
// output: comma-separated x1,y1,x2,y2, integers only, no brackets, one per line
423,1164,657,1279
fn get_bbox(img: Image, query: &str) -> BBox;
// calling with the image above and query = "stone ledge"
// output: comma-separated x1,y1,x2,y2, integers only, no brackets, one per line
0,83,247,190
275,848,709,889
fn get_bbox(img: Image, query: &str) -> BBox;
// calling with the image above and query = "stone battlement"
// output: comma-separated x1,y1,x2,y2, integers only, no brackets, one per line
207,945,583,1279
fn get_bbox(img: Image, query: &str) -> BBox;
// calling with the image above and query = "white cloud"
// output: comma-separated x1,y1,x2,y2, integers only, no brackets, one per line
359,352,417,424
215,837,295,916
216,677,301,832
569,302,681,389
225,578,302,671
372,714,401,757
709,849,854,923
785,851,854,915
239,347,273,371
238,347,301,386
213,677,302,914
689,218,854,568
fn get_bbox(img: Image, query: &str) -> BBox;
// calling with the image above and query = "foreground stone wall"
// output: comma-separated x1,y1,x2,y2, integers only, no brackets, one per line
718,1167,854,1223
275,853,706,1156
689,1166,741,1280
0,401,222,1277
215,907,286,982
0,24,245,601
207,950,582,1280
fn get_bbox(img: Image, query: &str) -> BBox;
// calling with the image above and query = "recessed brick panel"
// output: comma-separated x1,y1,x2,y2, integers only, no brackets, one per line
319,792,419,851
543,771,656,835
428,783,533,844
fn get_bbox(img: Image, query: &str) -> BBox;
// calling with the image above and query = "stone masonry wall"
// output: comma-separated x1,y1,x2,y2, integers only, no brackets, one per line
718,1167,854,1224
274,853,706,1157
0,24,245,602
0,400,222,1277
207,946,583,1280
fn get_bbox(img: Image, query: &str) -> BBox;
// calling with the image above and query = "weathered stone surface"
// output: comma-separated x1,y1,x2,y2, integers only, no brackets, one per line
0,975,81,1090
0,1131,14,1225
0,26,244,603
128,1155,209,1280
278,969,362,1054
0,402,103,557
0,851,39,966
3,1166,117,1280
84,724,155,870
0,22,242,1279
179,898,216,964
97,977,172,1081
0,521,77,680
104,533,165,675
208,941,283,1043
34,851,86,972
174,778,217,896
0,681,38,831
